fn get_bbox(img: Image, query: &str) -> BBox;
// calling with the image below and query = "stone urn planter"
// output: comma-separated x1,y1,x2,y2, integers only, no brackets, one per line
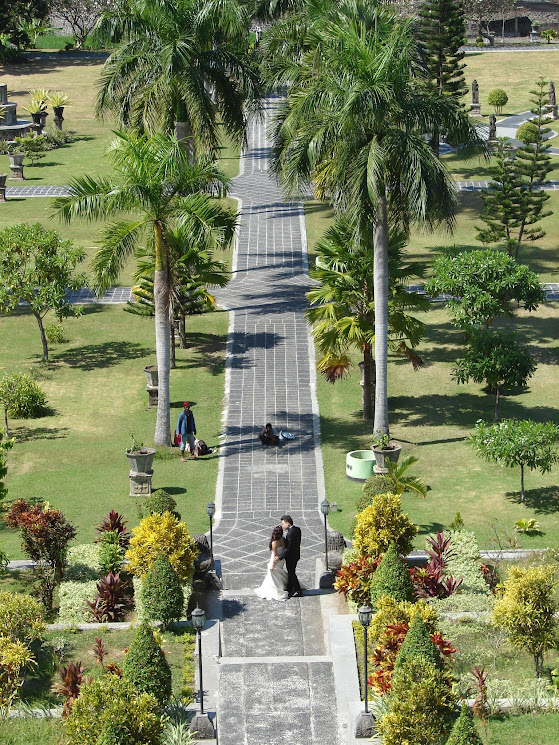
371,439,402,475
0,173,6,201
143,365,158,387
126,447,156,473
53,106,64,130
346,450,376,481
8,153,24,180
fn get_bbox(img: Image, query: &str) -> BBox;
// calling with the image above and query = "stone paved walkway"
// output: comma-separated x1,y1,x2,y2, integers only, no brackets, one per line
211,98,341,745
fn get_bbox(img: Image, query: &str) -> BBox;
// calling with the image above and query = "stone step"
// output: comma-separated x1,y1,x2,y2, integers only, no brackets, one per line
221,594,325,658
217,660,340,745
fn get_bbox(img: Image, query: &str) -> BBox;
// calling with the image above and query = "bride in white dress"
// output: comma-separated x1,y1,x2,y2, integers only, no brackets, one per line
254,525,289,601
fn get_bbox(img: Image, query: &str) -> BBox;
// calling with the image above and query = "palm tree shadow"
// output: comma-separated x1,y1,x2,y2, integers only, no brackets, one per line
11,425,69,443
54,341,152,370
506,486,559,514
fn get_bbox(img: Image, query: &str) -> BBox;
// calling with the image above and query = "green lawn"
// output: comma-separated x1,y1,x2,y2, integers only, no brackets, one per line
0,304,228,559
484,713,559,745
0,719,63,745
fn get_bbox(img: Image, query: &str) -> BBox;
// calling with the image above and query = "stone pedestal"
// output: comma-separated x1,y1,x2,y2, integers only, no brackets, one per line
0,174,6,202
129,470,153,496
354,711,376,738
146,385,158,409
8,155,24,180
552,105,558,120
469,103,482,117
189,713,214,739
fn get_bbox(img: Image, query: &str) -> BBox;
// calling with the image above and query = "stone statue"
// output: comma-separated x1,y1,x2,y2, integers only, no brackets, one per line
489,114,496,140
550,81,556,107
472,79,479,105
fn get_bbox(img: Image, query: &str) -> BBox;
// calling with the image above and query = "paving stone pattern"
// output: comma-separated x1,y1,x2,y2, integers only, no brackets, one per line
213,99,341,745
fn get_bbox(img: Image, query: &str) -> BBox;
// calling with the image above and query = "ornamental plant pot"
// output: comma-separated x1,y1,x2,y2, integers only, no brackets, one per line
371,442,402,474
53,106,64,130
31,112,42,125
143,364,158,387
126,447,156,473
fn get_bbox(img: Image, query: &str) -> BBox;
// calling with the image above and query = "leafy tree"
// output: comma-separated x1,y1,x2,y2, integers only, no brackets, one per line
425,248,544,329
0,429,14,504
417,0,467,155
541,29,558,44
369,542,415,608
378,656,456,745
0,0,49,53
353,493,418,559
452,329,536,421
477,80,553,260
4,500,76,610
142,555,184,628
446,702,484,745
55,131,236,446
393,614,443,671
492,565,558,677
50,0,112,48
0,224,86,362
469,419,559,502
66,674,164,745
0,373,47,437
306,219,428,419
265,0,482,436
94,0,261,152
487,88,508,114
123,622,172,704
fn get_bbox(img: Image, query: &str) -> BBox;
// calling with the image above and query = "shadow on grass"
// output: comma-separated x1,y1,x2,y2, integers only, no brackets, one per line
416,520,445,537
506,485,559,514
54,341,151,370
162,486,187,496
11,424,69,443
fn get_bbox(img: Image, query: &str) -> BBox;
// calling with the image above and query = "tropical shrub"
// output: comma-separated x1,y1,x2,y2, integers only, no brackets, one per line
65,544,101,581
353,493,417,558
446,701,484,744
123,622,172,705
96,510,130,548
0,373,47,436
492,565,558,677
54,661,88,717
0,636,36,710
142,555,184,628
126,512,198,581
335,554,380,608
516,121,540,144
411,532,463,599
369,543,415,608
139,490,180,519
0,591,45,643
430,592,494,615
393,614,443,671
378,657,456,745
57,581,97,625
487,88,508,114
98,541,125,575
65,673,164,745
447,531,488,595
86,572,133,623
45,322,67,344
358,475,393,511
368,596,439,645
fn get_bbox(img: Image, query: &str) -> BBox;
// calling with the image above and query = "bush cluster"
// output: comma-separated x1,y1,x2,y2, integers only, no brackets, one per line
369,543,415,608
57,581,98,625
353,492,417,558
126,512,198,581
0,373,47,419
139,489,180,519
123,622,172,705
141,555,184,628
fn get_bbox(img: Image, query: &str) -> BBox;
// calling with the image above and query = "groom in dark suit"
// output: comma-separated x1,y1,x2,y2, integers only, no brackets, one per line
275,514,302,597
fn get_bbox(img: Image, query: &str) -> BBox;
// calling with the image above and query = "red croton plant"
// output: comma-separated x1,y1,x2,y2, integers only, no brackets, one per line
369,620,456,693
334,555,381,606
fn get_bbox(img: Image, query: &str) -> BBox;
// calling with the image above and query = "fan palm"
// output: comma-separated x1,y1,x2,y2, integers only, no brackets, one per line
307,218,428,419
266,0,484,435
385,456,428,499
94,0,262,155
55,131,237,445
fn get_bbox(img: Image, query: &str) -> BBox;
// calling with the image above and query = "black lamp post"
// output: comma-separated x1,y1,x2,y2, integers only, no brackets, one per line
320,499,330,571
358,605,373,714
206,500,215,562
191,605,206,714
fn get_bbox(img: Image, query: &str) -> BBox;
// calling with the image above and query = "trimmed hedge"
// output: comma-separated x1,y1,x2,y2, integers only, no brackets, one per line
123,622,172,705
369,542,415,608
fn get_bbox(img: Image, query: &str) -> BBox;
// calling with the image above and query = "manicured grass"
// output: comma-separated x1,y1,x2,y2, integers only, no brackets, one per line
318,302,559,549
0,304,228,559
484,712,559,745
0,718,63,745
462,51,559,117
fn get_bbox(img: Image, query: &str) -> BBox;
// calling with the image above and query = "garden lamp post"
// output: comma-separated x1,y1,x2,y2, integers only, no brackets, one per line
355,604,375,738
206,500,215,562
320,499,330,570
189,605,214,739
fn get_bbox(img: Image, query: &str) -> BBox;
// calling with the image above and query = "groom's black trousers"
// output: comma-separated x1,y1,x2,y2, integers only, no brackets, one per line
286,560,302,594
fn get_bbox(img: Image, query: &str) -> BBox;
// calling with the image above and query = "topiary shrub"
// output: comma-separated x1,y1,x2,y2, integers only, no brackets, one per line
516,121,540,144
369,543,415,608
446,702,484,745
378,657,456,745
353,493,417,558
357,474,393,512
142,555,184,628
0,590,45,643
393,613,443,672
447,531,488,595
126,512,198,582
367,596,439,646
65,673,164,745
123,621,172,705
487,88,508,115
139,490,180,520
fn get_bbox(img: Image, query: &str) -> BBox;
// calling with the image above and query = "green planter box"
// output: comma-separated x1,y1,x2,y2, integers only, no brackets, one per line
346,450,376,482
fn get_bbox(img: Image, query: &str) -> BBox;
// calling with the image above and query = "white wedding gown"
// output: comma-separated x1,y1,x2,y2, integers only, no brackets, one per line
254,552,289,601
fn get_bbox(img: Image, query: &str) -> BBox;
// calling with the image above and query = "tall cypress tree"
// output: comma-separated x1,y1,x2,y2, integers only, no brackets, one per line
417,0,467,155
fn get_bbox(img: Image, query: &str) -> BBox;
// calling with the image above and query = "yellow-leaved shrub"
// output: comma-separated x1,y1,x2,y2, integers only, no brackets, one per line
125,512,198,582
0,636,37,708
0,591,45,643
368,595,439,646
353,492,417,558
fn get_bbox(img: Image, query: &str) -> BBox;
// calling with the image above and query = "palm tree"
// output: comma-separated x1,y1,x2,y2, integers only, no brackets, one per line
385,456,428,499
94,0,262,156
55,131,237,446
307,218,428,419
266,0,483,435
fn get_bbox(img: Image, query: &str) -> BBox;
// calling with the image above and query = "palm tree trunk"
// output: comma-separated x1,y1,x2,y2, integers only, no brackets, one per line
373,194,390,436
362,343,374,420
175,100,195,160
179,312,187,348
170,316,176,370
153,221,172,446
